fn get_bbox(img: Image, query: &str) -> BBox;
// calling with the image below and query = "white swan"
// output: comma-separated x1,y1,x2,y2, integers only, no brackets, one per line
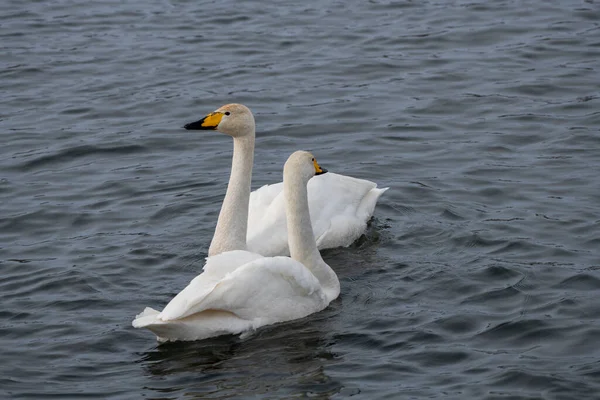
184,103,388,257
132,151,340,342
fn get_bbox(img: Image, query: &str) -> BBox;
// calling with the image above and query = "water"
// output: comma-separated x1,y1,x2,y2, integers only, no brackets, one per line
2,0,600,398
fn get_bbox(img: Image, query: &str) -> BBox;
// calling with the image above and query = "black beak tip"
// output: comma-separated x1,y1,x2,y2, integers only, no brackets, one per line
317,168,328,175
183,119,216,131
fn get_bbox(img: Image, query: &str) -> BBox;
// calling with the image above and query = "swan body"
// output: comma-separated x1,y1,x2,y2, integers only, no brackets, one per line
133,151,340,342
132,251,327,342
248,172,387,256
184,103,387,257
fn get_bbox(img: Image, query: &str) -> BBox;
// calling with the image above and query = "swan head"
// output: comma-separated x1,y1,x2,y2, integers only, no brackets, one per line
284,151,328,184
183,103,255,138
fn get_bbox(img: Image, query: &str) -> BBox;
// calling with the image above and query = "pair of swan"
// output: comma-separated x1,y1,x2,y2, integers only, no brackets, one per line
133,104,387,342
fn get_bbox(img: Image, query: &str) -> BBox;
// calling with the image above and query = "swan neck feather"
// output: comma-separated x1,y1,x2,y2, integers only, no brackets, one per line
284,172,339,298
209,134,255,256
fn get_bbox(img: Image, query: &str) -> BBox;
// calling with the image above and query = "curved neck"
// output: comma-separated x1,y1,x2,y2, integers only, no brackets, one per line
208,135,255,256
284,174,340,299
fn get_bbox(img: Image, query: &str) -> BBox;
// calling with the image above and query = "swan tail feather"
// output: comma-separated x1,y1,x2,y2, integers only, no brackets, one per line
357,186,388,220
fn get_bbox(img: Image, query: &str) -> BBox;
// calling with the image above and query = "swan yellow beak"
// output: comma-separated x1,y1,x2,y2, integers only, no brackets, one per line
183,112,224,130
314,158,328,175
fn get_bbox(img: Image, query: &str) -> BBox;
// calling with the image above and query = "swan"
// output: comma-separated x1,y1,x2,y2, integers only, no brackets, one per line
184,103,388,257
132,151,340,342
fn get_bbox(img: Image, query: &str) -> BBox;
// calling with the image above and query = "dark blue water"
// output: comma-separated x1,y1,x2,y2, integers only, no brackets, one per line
2,0,600,398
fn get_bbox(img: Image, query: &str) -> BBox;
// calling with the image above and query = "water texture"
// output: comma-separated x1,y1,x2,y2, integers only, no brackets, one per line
1,0,600,398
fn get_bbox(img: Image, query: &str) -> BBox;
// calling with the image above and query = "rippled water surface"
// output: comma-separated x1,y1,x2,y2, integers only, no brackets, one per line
2,0,600,398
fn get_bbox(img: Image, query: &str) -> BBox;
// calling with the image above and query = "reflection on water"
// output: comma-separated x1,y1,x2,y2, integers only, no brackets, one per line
140,311,343,398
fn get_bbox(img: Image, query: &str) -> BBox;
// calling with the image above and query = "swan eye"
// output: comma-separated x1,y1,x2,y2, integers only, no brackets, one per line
311,158,314,161
224,112,230,116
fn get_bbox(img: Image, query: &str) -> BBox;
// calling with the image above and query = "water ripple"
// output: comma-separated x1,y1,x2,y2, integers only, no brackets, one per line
2,0,600,398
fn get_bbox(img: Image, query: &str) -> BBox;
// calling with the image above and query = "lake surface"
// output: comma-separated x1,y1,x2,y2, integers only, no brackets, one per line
2,0,600,398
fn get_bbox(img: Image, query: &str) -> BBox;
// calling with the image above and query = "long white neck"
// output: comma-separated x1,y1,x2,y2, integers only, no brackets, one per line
284,173,340,300
208,135,254,256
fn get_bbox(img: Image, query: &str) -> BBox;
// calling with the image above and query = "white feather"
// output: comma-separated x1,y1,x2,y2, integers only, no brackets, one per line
186,103,387,257
133,151,341,342
247,172,388,256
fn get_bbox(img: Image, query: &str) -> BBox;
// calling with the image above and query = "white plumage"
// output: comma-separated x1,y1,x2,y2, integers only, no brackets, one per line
183,103,387,257
247,172,387,256
133,151,340,342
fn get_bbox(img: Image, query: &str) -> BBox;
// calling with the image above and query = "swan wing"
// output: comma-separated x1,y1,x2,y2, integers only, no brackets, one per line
248,182,284,229
158,255,327,322
311,174,388,250
247,172,387,256
201,249,264,279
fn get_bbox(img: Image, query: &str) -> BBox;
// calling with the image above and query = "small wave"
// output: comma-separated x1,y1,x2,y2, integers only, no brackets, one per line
18,144,147,171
